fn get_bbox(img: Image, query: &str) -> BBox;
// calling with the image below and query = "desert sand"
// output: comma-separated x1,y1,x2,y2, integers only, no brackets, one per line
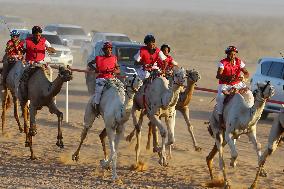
0,0,283,188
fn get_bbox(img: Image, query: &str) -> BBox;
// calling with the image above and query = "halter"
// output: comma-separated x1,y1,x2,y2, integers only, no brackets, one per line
260,81,271,98
125,74,138,98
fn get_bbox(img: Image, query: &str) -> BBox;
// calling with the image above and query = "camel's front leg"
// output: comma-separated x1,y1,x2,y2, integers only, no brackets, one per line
126,108,143,142
48,101,64,148
150,114,167,166
12,95,23,133
99,128,108,160
72,101,95,161
1,89,9,134
21,101,29,147
180,107,201,151
135,120,142,167
225,131,238,167
165,110,176,159
28,105,37,159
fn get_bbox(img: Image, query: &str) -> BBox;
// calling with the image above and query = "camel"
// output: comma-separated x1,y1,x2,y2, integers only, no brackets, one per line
126,69,202,154
72,75,143,182
2,60,26,134
206,81,275,189
129,67,186,167
20,65,72,160
250,111,284,189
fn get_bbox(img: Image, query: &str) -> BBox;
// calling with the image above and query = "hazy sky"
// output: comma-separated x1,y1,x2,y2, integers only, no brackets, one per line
1,0,284,16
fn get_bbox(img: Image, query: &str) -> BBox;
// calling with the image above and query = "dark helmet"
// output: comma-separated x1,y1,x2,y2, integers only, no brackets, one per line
32,26,42,34
161,44,171,53
144,34,155,44
225,45,238,54
10,29,20,37
102,41,113,49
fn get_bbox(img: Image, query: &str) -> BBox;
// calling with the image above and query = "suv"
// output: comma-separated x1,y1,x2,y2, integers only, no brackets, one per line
17,29,73,66
44,24,91,50
81,32,131,63
250,57,284,119
85,40,142,94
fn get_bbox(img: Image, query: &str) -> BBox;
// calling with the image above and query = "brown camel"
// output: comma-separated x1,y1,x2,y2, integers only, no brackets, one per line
20,65,72,160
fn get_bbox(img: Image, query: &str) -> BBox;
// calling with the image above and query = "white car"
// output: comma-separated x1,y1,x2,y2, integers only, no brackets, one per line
17,29,73,66
44,24,91,51
250,57,284,119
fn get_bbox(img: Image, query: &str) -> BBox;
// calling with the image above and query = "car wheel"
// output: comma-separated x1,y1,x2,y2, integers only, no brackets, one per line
260,111,269,120
85,72,96,95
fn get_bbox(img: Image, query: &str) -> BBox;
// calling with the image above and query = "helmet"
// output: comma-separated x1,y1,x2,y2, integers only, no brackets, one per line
10,30,20,37
102,41,112,49
225,45,238,54
161,44,171,53
32,26,42,34
144,34,155,44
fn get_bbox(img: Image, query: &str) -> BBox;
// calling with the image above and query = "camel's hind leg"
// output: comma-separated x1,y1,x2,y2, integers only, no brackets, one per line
206,143,218,180
12,94,23,133
72,100,95,161
180,107,201,151
48,101,64,148
165,110,177,159
21,101,29,147
250,117,283,189
1,89,9,134
99,128,108,160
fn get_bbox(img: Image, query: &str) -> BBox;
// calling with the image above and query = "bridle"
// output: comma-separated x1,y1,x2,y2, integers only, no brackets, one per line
125,74,138,97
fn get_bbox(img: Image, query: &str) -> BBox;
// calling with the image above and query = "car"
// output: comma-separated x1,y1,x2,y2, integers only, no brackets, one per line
85,40,143,94
17,29,73,66
43,24,91,50
250,57,284,119
81,32,131,63
0,15,27,33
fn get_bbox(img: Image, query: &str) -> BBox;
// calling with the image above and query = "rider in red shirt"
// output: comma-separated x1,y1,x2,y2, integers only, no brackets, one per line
157,44,178,76
216,46,249,128
88,41,120,116
2,30,24,88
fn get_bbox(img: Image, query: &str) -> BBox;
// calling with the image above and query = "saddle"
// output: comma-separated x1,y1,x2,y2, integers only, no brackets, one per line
223,87,249,106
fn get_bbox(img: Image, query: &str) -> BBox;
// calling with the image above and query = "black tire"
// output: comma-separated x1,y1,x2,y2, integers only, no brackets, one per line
260,111,269,120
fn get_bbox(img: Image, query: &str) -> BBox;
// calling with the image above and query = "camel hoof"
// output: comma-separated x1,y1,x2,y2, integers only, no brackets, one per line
259,168,267,177
249,183,257,189
18,127,24,133
25,141,30,147
230,157,237,167
29,129,37,136
30,155,37,160
72,153,79,162
153,146,160,153
224,181,231,189
125,134,133,142
100,159,111,170
56,141,64,148
195,146,202,152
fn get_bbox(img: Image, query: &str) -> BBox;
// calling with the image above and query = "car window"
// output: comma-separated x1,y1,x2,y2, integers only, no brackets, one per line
262,61,284,79
56,27,86,35
42,34,63,45
116,47,140,63
105,36,131,42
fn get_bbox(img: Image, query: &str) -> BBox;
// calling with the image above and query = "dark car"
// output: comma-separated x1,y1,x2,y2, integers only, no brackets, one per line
85,40,143,94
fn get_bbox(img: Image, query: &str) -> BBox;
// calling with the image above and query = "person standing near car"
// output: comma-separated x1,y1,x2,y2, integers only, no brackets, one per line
2,30,25,88
134,34,167,80
87,41,120,117
216,45,250,129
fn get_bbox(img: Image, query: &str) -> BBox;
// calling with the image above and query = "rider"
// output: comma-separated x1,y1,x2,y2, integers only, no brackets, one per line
157,44,178,75
2,30,25,88
88,41,120,116
216,45,249,129
134,34,167,80
20,26,56,99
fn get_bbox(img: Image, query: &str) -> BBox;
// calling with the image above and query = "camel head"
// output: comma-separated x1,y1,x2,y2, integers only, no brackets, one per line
173,67,186,86
253,81,275,100
186,69,201,83
58,66,73,82
124,74,143,92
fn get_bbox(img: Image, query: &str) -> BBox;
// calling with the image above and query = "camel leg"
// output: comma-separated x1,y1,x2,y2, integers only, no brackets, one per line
250,120,283,189
180,107,201,151
126,108,143,142
151,123,159,153
149,114,167,166
72,100,95,161
247,129,262,164
225,131,238,167
146,122,152,150
21,101,29,147
206,143,218,180
135,122,142,166
48,101,64,148
12,95,23,133
1,89,8,134
28,134,36,160
28,105,37,137
217,134,230,189
165,111,176,159
99,128,108,160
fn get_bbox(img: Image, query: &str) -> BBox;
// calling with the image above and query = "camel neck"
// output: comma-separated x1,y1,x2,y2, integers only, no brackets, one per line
45,76,65,99
180,80,196,107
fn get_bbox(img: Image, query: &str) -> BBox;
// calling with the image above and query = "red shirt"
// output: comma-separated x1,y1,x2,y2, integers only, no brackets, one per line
139,46,161,71
219,57,242,85
5,39,24,57
95,55,117,78
157,55,174,71
25,37,46,62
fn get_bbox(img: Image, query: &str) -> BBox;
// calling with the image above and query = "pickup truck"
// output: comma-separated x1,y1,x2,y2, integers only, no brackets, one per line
80,32,131,63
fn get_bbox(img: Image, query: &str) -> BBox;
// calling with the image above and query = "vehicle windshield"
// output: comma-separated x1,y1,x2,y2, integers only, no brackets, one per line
105,36,131,42
42,34,63,45
116,47,140,62
56,27,86,35
3,17,23,23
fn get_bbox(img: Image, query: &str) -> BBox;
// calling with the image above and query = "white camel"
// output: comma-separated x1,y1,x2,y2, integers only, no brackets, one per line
131,67,186,167
250,111,284,189
206,81,275,189
72,75,143,182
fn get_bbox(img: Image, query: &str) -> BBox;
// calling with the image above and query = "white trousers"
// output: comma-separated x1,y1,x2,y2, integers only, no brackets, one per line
216,82,247,114
94,78,106,104
137,67,150,80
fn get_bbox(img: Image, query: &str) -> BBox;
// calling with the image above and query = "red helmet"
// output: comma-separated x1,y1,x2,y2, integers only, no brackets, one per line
225,45,238,54
103,41,112,49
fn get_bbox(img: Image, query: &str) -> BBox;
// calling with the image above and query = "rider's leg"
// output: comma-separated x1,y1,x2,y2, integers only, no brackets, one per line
93,78,106,116
216,84,228,129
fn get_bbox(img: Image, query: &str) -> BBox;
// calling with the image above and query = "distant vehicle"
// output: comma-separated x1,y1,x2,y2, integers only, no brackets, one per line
0,15,27,33
81,32,131,63
17,29,73,66
250,57,284,119
85,40,142,94
44,24,91,50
